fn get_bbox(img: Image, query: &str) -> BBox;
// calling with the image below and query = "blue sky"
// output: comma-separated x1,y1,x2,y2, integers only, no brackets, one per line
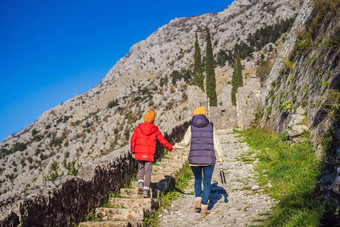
0,0,233,142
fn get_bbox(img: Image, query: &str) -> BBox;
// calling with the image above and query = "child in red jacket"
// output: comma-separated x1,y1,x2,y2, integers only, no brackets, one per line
130,110,173,197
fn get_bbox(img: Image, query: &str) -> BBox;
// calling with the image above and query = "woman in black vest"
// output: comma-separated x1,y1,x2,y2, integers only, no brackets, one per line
173,106,223,216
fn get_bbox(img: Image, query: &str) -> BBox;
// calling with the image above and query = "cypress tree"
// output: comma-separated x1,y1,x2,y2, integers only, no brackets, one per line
231,56,243,106
193,34,204,91
236,56,243,87
205,27,217,106
231,58,238,106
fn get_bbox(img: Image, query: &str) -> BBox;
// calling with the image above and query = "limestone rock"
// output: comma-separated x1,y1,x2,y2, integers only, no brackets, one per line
288,125,309,137
251,185,261,191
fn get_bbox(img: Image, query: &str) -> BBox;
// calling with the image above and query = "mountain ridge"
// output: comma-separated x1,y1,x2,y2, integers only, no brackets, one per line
0,0,303,204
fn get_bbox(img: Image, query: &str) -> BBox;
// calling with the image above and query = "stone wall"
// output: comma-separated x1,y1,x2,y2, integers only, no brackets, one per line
0,122,190,227
236,77,262,130
210,106,238,130
187,86,208,115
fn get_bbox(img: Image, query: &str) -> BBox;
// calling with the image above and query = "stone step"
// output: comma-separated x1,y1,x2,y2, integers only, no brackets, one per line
79,221,143,227
151,174,174,183
163,152,188,160
95,207,144,221
120,188,160,198
161,157,187,164
152,165,179,173
152,171,176,177
157,161,184,169
131,181,158,189
110,198,159,211
167,151,189,158
130,180,170,193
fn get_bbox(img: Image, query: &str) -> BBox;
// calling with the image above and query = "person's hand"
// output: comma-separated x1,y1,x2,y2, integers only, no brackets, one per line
171,149,175,152
219,161,223,166
132,153,135,159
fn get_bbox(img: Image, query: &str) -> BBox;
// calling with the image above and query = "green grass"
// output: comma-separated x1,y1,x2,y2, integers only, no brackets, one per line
83,209,99,222
102,191,124,208
143,160,193,226
238,128,325,226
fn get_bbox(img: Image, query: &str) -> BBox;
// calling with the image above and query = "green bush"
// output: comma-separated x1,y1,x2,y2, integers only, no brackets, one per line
171,69,192,85
107,99,119,109
44,160,63,181
32,129,39,136
13,142,27,152
280,130,289,141
266,106,272,117
281,100,292,114
64,161,82,176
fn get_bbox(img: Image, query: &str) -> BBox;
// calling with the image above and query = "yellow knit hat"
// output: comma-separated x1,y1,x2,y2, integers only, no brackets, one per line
193,106,206,116
144,110,155,123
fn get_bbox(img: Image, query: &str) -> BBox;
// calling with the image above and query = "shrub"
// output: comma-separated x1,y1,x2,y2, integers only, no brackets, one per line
32,129,39,136
171,69,193,85
107,99,119,109
256,61,274,86
159,76,168,87
50,136,63,147
27,157,33,164
285,60,293,69
13,142,27,152
64,161,82,176
266,106,272,117
281,100,292,114
322,81,329,87
44,160,63,181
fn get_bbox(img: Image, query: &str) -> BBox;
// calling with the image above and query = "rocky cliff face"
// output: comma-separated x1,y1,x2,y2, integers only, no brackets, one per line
259,0,339,152
0,0,303,204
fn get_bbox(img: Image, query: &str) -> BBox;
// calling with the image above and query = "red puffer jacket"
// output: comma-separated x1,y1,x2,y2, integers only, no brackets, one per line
130,122,173,162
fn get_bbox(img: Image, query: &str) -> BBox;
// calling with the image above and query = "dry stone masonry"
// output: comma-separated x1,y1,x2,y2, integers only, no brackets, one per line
78,149,190,227
0,122,189,226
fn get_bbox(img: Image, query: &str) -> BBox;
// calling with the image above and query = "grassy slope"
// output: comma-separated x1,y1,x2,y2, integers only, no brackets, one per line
239,128,325,226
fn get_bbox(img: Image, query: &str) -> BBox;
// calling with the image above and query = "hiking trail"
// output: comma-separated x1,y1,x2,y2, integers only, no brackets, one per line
78,130,274,226
158,130,274,227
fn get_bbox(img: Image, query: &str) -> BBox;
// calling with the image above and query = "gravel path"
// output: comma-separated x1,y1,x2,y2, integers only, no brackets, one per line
158,132,274,227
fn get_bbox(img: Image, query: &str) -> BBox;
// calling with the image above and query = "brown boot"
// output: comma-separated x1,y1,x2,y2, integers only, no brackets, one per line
137,181,144,194
200,205,210,216
143,189,150,198
194,197,202,212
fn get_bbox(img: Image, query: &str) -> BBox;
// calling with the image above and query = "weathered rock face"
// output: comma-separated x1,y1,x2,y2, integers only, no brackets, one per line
0,0,303,203
0,122,189,227
259,0,339,144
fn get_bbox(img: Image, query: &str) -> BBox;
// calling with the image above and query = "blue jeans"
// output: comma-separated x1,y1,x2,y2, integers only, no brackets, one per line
191,165,215,205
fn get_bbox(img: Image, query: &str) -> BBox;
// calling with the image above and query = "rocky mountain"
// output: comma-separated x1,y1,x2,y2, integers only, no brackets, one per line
0,0,304,204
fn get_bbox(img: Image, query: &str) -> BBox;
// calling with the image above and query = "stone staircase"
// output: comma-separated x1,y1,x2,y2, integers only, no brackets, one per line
79,149,189,227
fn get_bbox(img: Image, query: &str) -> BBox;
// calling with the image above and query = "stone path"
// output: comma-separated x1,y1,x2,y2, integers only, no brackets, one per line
78,149,190,227
158,131,274,227
78,131,274,227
